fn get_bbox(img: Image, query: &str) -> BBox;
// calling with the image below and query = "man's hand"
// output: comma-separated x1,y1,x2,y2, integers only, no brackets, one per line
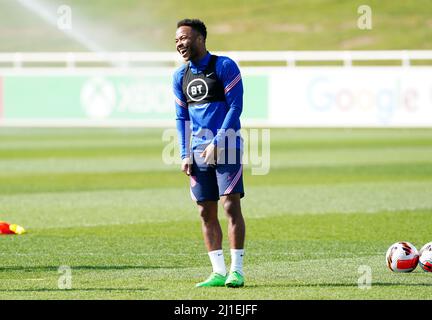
181,157,192,176
200,143,217,165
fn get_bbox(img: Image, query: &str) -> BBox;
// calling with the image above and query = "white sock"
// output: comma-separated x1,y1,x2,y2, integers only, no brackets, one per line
208,250,226,276
230,249,245,275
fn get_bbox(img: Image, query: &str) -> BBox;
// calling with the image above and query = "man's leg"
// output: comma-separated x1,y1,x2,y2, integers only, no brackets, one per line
221,193,246,287
197,201,222,251
195,200,227,287
221,194,245,249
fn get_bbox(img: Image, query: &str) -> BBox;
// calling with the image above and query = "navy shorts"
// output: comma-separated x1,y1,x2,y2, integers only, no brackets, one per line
189,148,245,202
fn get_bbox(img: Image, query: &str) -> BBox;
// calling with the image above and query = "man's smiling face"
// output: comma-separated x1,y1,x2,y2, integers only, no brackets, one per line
175,26,201,62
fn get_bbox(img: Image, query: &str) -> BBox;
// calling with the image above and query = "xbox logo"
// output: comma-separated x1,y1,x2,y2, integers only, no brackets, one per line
81,77,116,119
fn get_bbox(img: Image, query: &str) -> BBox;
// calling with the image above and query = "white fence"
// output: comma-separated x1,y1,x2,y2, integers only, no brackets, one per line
1,50,432,69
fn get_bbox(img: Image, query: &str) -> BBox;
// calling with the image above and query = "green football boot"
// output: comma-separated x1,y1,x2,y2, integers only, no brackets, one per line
195,272,227,287
225,271,245,288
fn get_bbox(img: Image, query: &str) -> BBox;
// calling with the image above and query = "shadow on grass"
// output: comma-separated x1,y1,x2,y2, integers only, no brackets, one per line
0,288,149,292
245,282,432,289
0,265,179,272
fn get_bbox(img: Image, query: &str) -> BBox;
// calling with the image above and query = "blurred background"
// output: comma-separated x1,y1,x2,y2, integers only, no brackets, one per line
1,0,431,52
0,0,431,128
0,0,430,189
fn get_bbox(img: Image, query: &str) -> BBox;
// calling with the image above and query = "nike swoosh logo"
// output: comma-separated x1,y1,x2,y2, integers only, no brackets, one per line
206,72,214,77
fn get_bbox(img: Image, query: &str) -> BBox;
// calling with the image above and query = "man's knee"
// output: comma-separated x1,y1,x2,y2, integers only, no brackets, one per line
197,201,218,222
222,194,242,217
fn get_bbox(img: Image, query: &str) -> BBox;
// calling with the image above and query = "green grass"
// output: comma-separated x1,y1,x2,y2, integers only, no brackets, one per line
0,128,432,299
0,0,431,52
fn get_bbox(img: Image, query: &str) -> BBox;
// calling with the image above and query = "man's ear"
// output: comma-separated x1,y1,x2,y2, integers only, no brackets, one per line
197,34,205,45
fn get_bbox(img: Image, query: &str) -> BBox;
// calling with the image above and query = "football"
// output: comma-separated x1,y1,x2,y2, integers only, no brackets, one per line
419,242,432,256
419,243,432,272
386,242,419,272
419,251,432,272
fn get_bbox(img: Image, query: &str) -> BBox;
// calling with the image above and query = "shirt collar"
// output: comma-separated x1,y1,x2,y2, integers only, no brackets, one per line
189,52,211,73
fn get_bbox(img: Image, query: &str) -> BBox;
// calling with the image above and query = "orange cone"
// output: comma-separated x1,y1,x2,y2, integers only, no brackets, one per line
0,221,26,235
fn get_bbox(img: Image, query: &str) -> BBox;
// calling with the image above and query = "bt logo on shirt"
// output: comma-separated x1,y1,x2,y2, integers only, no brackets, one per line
186,79,209,102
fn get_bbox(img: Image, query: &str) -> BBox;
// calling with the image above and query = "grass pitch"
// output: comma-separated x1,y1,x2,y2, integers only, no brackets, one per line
1,0,431,52
0,128,432,299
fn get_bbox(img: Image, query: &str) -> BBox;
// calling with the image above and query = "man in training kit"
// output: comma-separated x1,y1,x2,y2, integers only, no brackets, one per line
173,19,246,288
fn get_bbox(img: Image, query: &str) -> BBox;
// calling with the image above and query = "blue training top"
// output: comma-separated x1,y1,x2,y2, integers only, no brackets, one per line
173,52,243,160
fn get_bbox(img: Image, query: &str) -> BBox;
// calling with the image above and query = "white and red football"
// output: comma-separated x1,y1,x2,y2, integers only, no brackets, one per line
386,241,419,273
419,242,432,272
419,242,432,256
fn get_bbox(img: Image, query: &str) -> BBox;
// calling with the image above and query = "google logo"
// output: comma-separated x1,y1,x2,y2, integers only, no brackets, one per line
307,77,419,123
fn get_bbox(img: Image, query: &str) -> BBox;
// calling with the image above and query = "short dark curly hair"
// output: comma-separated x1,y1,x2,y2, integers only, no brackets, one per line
177,19,207,40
